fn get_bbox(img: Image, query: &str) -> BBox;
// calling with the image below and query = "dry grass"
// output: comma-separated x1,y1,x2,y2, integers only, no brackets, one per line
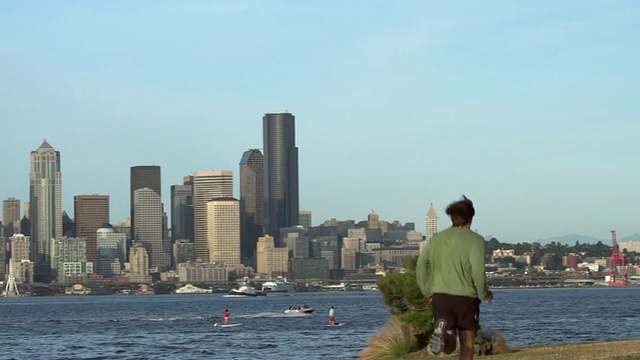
465,339,640,360
359,317,418,360
487,339,640,360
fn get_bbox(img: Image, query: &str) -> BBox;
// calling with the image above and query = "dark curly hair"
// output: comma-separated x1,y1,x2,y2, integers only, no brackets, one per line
445,195,475,227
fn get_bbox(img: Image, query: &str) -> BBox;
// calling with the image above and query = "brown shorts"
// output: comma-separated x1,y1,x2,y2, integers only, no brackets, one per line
431,293,481,331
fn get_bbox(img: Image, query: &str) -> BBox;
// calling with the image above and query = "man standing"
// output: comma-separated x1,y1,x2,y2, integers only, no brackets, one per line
328,306,336,325
416,196,493,360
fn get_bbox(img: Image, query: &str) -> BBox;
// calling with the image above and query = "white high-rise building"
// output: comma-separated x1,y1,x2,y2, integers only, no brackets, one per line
193,171,233,262
29,140,62,279
425,203,439,241
207,197,240,267
134,188,169,271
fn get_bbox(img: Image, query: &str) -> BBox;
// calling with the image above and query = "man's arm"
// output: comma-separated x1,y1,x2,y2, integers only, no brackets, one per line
469,237,490,300
416,241,431,297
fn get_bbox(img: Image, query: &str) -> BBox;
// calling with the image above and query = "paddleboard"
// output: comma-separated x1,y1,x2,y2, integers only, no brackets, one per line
220,323,242,328
326,323,345,327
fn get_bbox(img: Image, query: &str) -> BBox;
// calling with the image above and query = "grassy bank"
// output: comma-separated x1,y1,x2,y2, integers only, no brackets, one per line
400,339,640,360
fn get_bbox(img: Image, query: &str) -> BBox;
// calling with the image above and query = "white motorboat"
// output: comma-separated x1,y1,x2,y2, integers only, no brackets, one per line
284,304,314,314
262,279,295,293
175,284,213,294
229,284,266,297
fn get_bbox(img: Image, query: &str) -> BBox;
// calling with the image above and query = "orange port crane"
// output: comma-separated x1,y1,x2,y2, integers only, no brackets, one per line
609,230,629,287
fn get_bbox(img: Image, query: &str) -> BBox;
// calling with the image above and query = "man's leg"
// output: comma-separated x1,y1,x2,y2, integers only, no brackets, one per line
458,330,476,360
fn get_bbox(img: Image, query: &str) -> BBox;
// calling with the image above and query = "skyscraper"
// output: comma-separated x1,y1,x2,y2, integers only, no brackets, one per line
133,188,169,271
170,176,194,242
3,197,20,237
207,197,241,267
192,171,233,262
74,195,109,265
239,149,263,265
299,211,312,230
130,165,161,242
29,140,62,280
96,223,126,276
262,113,299,241
425,203,439,241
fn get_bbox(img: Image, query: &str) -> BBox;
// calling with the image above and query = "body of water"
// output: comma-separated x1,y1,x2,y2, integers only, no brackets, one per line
1,287,639,359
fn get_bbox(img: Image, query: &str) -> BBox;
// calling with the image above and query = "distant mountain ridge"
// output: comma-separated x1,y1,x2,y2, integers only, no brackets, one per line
536,233,640,245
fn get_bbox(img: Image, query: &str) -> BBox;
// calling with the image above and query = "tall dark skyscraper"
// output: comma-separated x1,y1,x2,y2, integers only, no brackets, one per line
130,166,161,243
239,149,263,266
170,175,194,242
74,195,109,265
262,113,299,243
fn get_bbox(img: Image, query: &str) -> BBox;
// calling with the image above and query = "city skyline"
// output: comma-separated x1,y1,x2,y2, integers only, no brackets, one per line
1,2,639,243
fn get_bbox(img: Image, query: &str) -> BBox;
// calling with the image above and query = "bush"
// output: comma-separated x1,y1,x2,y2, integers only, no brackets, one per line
376,257,432,340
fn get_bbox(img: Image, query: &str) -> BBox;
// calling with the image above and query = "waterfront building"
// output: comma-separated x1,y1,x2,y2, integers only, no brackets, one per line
256,235,288,277
192,170,233,262
206,197,241,268
96,223,126,276
425,203,439,241
262,112,299,240
29,140,63,280
51,236,92,284
373,247,420,267
239,149,263,266
170,176,194,242
130,166,161,244
177,261,228,283
133,188,170,271
74,195,109,265
289,258,329,280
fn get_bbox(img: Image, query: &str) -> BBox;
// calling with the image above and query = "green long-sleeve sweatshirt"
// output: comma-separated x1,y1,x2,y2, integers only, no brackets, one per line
416,226,488,299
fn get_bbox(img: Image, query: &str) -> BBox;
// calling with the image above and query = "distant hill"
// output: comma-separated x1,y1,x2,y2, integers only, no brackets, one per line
620,234,640,242
536,234,605,245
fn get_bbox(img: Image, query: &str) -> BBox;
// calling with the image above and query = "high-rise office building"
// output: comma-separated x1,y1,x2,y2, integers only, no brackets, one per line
425,203,439,241
170,176,194,242
206,197,240,267
74,195,109,265
96,223,126,276
130,166,161,243
256,234,288,277
3,198,20,236
239,149,263,266
129,241,151,283
29,140,62,280
133,188,169,271
192,171,233,262
51,236,90,284
262,113,299,242
298,211,312,230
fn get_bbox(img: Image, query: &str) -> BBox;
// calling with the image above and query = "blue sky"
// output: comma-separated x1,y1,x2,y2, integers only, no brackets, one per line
1,1,639,243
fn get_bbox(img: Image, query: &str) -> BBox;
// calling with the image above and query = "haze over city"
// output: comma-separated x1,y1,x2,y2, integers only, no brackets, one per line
1,2,638,243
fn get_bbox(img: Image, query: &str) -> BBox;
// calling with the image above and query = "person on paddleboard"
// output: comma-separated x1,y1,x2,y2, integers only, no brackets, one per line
416,195,493,360
328,306,336,325
223,309,230,325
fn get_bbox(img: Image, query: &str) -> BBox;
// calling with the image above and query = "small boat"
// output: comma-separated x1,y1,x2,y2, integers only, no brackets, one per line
228,284,266,297
175,284,213,294
262,279,295,293
284,304,314,314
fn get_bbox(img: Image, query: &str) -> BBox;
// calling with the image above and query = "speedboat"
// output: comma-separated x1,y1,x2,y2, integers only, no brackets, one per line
284,304,314,314
228,285,266,297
